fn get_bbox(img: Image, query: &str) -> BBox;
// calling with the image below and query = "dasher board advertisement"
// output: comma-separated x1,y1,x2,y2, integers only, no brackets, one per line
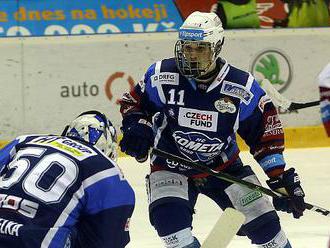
0,0,182,37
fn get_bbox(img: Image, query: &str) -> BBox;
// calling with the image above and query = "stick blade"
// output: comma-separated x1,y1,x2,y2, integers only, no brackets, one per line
260,78,291,110
201,208,245,248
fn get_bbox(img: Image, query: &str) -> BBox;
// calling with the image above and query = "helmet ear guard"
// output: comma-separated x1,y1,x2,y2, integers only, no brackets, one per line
62,110,118,161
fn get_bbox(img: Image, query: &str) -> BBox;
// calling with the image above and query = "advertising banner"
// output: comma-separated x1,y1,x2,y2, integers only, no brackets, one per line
174,0,288,28
174,0,329,28
0,0,182,37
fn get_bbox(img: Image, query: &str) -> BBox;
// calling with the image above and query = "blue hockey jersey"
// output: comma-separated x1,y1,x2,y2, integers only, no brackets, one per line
0,135,135,248
120,58,286,177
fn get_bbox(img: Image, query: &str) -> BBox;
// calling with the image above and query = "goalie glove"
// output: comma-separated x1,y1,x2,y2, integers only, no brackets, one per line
266,168,306,219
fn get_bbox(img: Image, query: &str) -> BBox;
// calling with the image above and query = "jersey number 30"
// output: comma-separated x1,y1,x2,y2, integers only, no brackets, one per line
0,147,78,204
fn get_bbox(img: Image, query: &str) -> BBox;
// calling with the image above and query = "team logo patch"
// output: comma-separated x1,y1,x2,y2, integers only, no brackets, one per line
151,72,179,85
240,191,262,206
178,107,218,132
214,97,236,113
173,131,224,162
28,136,97,161
264,115,283,137
221,81,253,104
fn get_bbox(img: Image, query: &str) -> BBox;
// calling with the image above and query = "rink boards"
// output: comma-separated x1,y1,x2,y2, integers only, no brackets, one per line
0,28,329,148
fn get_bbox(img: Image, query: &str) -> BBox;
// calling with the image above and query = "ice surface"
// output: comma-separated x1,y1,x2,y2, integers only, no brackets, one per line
118,147,330,248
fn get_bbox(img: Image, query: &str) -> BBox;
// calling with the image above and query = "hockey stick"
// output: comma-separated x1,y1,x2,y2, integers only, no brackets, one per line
201,208,245,248
152,148,330,217
260,78,320,111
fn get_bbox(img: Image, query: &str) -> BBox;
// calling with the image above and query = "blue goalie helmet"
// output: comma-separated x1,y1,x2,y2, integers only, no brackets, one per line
63,110,118,161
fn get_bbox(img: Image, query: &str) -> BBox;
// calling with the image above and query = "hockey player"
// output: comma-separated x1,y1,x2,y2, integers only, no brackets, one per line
0,110,135,247
119,11,306,248
317,62,330,136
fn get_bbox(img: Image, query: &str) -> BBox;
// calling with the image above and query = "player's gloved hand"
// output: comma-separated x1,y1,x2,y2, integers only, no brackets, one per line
120,118,154,162
266,168,306,219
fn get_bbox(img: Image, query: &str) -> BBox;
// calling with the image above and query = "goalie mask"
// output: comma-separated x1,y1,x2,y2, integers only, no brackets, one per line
175,11,224,79
62,110,118,161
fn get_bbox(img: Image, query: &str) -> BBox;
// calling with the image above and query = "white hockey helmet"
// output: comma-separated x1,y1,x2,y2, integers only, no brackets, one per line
175,11,225,79
62,110,118,161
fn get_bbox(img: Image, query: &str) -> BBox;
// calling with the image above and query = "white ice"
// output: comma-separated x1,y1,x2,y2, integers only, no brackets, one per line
118,147,330,248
